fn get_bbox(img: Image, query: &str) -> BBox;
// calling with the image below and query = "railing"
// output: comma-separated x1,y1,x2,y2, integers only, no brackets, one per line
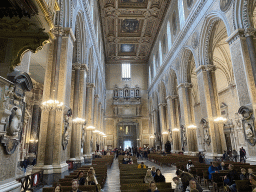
16,171,44,192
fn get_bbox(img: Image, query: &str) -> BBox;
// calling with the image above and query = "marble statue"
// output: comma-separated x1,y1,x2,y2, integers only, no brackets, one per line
62,109,72,150
6,107,22,136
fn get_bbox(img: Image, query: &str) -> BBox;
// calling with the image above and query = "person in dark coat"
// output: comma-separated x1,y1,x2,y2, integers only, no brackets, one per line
23,158,29,174
70,179,82,192
154,169,165,183
176,169,203,192
224,164,239,192
198,152,204,163
74,171,85,185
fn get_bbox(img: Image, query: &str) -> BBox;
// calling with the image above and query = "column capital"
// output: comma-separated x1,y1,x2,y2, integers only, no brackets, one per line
226,28,245,45
72,62,81,70
51,27,76,42
94,94,99,98
166,95,178,100
244,26,256,37
177,83,193,89
80,64,88,71
87,83,95,88
158,103,167,107
195,65,216,74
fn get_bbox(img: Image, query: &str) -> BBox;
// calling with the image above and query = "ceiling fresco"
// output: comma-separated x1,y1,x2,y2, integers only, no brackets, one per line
98,0,171,64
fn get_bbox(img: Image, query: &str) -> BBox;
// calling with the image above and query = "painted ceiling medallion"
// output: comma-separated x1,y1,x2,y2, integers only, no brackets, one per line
220,0,232,12
98,0,170,64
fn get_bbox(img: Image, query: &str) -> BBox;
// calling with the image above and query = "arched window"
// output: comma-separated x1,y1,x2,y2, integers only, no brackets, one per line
167,21,172,51
149,66,151,85
153,54,156,77
178,0,185,29
159,42,162,65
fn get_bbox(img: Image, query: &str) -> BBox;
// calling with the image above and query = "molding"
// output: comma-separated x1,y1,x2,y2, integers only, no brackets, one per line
226,28,245,45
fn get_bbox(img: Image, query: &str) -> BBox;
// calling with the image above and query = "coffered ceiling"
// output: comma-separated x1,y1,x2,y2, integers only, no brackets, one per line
98,0,171,64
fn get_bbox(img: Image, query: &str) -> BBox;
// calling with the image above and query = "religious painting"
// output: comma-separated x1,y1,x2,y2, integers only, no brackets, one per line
121,19,139,33
172,12,177,36
187,0,193,8
121,44,135,52
220,0,232,12
121,0,145,2
238,106,256,146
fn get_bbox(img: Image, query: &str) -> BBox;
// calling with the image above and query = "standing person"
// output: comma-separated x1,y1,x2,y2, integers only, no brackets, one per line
176,170,203,192
232,149,238,162
186,160,194,172
208,162,219,179
23,158,29,174
242,147,247,160
240,148,245,163
198,152,204,163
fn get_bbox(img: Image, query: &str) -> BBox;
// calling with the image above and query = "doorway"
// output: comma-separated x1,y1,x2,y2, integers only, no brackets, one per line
124,140,132,150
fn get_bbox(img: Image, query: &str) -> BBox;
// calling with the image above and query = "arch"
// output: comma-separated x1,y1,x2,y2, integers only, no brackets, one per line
199,12,232,66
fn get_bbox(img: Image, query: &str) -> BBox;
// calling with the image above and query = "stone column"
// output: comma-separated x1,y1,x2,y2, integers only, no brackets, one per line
196,65,226,157
177,83,197,153
70,63,82,162
153,109,160,147
33,27,75,181
98,103,102,149
85,83,95,154
158,103,167,149
92,95,99,152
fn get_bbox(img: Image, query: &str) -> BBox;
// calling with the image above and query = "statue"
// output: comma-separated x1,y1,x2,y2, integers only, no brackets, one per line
6,107,22,136
62,109,72,150
200,118,211,145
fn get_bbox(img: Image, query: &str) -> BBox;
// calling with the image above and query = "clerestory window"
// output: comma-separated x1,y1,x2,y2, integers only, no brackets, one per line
122,63,131,80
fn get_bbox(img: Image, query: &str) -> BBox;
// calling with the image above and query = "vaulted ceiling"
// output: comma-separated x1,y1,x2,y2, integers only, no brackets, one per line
98,0,171,64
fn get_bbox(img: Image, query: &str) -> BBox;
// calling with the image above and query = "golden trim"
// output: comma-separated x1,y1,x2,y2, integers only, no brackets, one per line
35,0,55,29
54,0,60,11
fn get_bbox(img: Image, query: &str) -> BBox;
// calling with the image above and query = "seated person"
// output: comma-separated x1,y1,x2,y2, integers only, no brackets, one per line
248,168,254,175
240,168,249,180
185,179,197,191
86,170,98,185
249,173,256,192
54,184,63,192
176,169,203,192
147,181,160,192
173,176,183,192
151,166,156,177
96,150,102,158
89,167,96,177
218,162,226,170
144,169,155,183
138,162,147,168
186,160,194,172
224,164,239,192
74,171,85,185
208,161,219,179
70,179,82,192
122,155,129,164
154,169,165,183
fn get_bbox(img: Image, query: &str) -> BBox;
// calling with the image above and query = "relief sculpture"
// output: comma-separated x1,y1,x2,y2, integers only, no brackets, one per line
238,106,256,146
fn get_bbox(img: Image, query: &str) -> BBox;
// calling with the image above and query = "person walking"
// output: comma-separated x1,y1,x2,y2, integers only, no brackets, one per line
23,158,29,174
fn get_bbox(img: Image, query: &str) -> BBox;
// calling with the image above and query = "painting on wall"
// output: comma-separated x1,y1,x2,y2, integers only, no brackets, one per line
121,0,145,3
172,12,177,36
220,0,232,12
121,19,139,33
121,44,135,52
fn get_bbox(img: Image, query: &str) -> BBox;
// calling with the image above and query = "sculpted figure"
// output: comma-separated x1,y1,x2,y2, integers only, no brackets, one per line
245,123,254,138
7,108,22,136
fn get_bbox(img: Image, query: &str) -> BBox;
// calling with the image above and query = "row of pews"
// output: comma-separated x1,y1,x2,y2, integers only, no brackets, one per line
150,153,256,192
118,155,173,192
42,155,114,192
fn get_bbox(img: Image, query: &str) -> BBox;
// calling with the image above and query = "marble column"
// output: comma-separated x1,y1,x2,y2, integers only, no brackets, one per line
70,63,83,162
177,83,197,153
196,65,226,157
158,103,167,149
85,83,95,154
98,103,102,149
153,109,160,147
33,27,75,180
92,95,99,152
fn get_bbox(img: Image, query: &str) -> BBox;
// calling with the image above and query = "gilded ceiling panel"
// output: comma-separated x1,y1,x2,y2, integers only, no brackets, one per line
98,0,171,64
